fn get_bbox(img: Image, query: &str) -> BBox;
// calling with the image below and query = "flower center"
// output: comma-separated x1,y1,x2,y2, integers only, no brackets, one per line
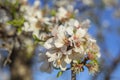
63,38,70,46
57,59,61,65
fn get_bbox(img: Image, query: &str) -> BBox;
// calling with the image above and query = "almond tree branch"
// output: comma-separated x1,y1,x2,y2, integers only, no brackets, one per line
71,62,76,80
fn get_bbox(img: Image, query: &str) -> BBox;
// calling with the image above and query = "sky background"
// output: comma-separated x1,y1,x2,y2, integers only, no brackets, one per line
1,0,120,80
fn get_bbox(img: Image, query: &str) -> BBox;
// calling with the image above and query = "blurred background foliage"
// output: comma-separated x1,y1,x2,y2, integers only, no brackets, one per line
0,0,120,80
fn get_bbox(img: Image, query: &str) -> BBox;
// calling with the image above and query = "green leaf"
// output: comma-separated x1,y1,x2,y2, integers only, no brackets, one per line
57,71,63,78
33,34,45,44
78,60,82,63
50,9,56,16
7,18,25,27
33,35,40,41
90,59,98,65
17,27,22,33
14,0,19,7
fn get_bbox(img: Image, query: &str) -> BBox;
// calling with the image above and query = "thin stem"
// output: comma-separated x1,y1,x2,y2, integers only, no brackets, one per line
71,63,76,80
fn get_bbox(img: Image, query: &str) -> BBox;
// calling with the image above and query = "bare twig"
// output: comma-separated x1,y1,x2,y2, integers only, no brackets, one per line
71,62,76,80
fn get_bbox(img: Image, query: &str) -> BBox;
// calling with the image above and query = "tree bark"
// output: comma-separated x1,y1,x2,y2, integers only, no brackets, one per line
10,46,32,80
71,63,76,80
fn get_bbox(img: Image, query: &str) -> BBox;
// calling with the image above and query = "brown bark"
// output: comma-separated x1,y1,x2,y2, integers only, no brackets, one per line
71,70,76,80
10,46,32,80
71,63,76,80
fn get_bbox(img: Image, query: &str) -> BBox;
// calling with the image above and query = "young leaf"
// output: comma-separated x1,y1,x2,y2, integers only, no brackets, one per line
33,35,40,41
57,71,63,78
51,9,56,16
7,18,25,27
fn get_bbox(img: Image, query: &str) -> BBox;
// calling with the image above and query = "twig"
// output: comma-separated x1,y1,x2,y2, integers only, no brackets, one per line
71,62,76,80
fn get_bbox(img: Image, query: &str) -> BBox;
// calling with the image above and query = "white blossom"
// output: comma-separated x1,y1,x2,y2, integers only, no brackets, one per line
56,7,67,20
19,1,100,73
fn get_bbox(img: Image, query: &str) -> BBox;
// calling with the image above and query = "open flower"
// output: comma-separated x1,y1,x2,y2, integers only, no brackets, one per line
44,38,73,71
56,7,67,20
86,63,99,74
45,47,68,71
54,25,70,48
43,17,100,73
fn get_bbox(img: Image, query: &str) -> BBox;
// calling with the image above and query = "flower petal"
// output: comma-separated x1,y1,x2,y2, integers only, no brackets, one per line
76,28,86,38
66,26,74,35
64,56,72,64
54,39,64,48
44,38,54,49
60,62,67,71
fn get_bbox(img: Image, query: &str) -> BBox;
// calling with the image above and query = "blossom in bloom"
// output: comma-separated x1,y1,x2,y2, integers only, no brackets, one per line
43,16,100,73
21,1,42,36
56,7,68,20
44,38,71,71
19,3,101,74
86,63,99,74
20,0,52,41
71,60,84,73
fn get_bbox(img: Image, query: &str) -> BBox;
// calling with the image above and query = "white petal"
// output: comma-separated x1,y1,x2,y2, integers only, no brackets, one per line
23,22,30,31
61,46,67,53
58,7,67,15
44,38,54,49
29,17,37,22
97,53,101,58
54,39,64,48
34,0,40,7
80,46,84,52
76,28,86,38
68,19,75,26
66,26,74,35
46,52,51,57
57,7,67,19
89,38,96,43
46,52,57,62
74,20,79,27
51,26,58,36
73,60,78,63
66,50,72,55
81,19,91,29
57,25,66,37
57,52,63,58
64,56,72,64
48,58,54,62
60,60,67,71
35,11,42,19
74,47,80,53
44,17,52,25
73,45,84,53
60,65,66,71
53,61,59,68
33,30,39,38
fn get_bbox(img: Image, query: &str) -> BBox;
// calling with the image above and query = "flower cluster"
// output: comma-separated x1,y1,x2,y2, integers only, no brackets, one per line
21,0,42,36
20,0,52,41
43,10,100,74
12,0,101,75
